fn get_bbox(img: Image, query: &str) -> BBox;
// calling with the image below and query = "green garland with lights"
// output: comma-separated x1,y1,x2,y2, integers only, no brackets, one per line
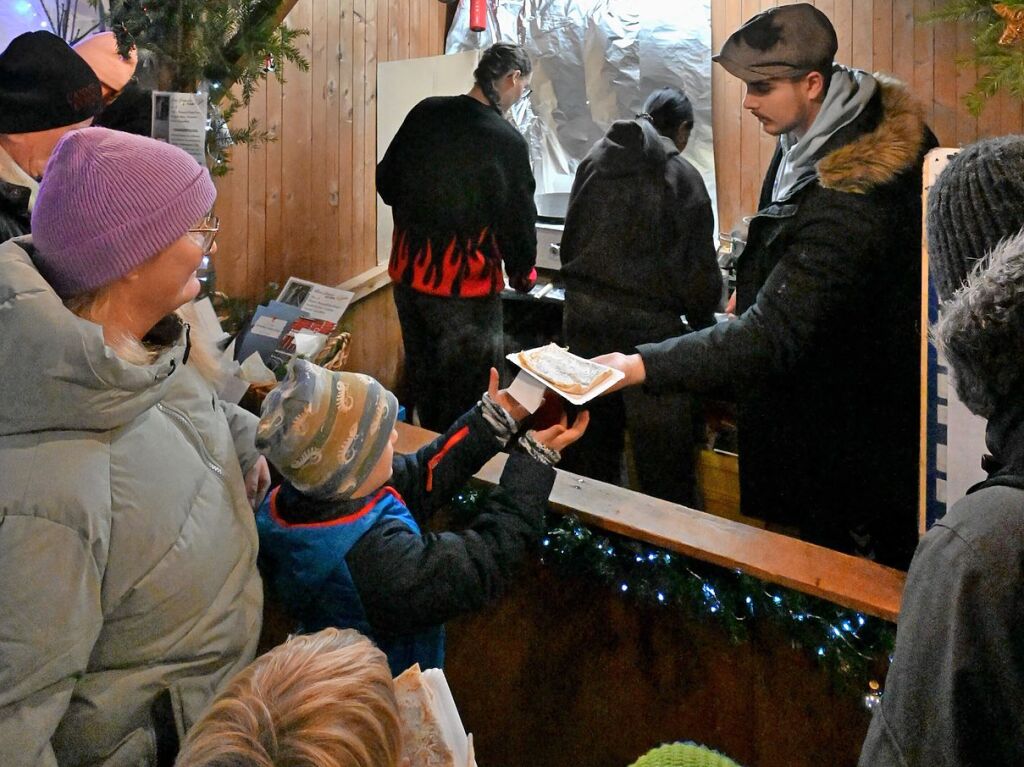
452,487,894,708
95,0,309,173
927,1,1024,114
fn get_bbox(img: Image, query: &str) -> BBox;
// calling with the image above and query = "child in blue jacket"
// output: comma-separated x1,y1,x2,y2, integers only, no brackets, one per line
255,358,588,674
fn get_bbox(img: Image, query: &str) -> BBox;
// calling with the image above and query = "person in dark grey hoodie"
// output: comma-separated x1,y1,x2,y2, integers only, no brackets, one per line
859,136,1024,767
559,87,722,507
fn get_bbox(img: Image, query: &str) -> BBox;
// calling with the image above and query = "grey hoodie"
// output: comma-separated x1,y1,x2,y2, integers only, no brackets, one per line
773,65,878,203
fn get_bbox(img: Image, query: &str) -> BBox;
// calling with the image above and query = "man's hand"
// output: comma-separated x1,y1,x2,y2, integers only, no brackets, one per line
487,367,529,421
592,352,646,393
245,455,271,510
531,409,590,453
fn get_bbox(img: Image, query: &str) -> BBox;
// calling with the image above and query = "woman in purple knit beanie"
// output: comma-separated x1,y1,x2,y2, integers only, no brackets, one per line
0,127,265,766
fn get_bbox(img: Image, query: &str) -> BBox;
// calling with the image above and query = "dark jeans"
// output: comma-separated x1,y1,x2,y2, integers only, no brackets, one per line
562,293,700,507
559,387,700,508
393,284,503,433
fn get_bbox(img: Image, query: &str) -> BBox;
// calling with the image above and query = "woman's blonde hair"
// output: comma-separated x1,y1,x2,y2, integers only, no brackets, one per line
175,628,402,767
65,291,226,385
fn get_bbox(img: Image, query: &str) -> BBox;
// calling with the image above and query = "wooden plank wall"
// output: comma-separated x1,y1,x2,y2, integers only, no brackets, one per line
711,0,1024,234
213,0,447,390
213,0,1024,386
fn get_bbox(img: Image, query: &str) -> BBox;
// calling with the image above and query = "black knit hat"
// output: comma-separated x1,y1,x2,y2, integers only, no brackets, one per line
0,31,103,134
927,135,1024,302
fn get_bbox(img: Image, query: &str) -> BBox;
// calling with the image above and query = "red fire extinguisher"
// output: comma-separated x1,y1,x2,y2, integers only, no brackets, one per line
469,0,486,32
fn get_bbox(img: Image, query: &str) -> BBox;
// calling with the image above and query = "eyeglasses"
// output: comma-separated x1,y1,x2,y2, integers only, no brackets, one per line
188,214,220,254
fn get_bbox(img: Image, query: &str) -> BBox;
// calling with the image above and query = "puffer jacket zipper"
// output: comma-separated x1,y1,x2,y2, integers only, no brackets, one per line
156,402,225,477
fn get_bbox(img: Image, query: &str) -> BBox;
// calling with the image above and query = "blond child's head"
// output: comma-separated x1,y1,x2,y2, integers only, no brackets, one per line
175,628,402,767
256,359,400,500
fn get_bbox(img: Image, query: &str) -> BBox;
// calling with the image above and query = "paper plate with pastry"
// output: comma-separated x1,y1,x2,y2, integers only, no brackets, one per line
507,342,624,405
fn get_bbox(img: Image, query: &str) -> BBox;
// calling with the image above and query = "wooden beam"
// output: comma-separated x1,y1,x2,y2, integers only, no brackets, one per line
338,263,392,304
273,0,303,26
395,422,906,622
219,0,304,80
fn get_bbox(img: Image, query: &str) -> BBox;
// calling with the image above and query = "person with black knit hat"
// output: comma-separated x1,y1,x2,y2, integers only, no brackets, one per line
0,31,103,241
925,134,1024,298
377,42,538,433
859,135,1024,767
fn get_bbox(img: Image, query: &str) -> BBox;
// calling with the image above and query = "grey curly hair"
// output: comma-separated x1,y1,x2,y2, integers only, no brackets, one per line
934,229,1024,418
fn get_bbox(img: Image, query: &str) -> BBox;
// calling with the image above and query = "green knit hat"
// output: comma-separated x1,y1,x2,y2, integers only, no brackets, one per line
256,359,399,500
629,742,744,767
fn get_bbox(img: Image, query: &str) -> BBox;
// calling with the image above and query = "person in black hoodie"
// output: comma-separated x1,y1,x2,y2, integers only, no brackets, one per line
377,42,538,433
559,87,721,506
859,136,1024,767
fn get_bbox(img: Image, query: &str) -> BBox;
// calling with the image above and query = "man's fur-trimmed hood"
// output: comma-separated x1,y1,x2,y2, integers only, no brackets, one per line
817,74,927,194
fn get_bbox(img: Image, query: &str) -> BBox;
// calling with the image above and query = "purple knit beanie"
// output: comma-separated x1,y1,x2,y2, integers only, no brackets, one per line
32,127,216,298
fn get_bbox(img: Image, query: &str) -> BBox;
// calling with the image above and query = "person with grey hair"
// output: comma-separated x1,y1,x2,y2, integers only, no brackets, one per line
859,135,1024,766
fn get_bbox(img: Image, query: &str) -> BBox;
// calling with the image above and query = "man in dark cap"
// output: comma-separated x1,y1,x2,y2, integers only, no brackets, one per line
598,3,936,567
0,31,103,240
860,135,1024,766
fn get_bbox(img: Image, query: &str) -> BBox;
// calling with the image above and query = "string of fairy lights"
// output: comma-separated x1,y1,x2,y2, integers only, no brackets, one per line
452,487,893,709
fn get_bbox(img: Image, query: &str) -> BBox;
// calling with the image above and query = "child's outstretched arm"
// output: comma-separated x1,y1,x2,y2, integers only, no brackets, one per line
347,410,589,635
389,369,529,521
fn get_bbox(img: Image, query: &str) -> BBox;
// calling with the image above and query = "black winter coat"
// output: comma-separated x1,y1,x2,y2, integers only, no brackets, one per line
638,77,936,566
560,118,722,357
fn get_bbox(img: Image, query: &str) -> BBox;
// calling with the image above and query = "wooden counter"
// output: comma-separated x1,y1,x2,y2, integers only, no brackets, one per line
396,422,906,622
393,422,903,766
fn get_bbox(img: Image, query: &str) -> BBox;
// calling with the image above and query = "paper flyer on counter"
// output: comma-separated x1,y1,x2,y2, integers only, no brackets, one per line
235,300,302,366
277,277,354,323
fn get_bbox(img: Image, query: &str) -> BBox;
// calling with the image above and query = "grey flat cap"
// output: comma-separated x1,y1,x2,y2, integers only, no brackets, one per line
713,3,838,83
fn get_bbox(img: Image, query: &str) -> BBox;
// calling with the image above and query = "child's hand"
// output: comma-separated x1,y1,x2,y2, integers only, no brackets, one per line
488,367,529,422
244,455,272,510
531,409,590,453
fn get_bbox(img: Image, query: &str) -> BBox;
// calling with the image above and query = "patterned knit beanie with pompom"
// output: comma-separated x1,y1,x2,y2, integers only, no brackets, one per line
256,358,399,500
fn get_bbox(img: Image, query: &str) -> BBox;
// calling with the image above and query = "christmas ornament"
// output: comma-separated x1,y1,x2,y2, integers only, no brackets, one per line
929,1,1024,114
994,3,1024,44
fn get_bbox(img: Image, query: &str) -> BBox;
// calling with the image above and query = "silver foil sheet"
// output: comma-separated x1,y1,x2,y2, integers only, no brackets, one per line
446,0,716,230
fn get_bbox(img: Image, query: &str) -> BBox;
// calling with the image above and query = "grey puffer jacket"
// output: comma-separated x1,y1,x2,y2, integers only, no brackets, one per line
0,237,263,766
